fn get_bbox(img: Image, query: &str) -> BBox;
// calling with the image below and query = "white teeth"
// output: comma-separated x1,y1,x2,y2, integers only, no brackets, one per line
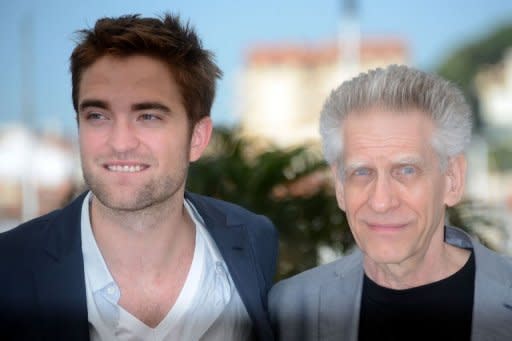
107,165,143,172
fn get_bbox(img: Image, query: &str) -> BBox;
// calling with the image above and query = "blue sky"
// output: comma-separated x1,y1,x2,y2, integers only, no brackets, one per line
1,0,511,136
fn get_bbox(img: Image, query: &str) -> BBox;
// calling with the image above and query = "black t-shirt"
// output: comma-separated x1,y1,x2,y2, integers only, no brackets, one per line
358,251,475,341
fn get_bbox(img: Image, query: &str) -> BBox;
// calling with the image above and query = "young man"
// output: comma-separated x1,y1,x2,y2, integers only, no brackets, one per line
269,65,512,340
0,14,278,340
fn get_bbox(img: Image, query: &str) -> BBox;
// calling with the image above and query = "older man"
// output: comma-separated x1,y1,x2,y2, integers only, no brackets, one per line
269,65,512,340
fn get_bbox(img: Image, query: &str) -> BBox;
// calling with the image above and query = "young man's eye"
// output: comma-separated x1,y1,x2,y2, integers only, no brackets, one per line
139,113,161,121
86,112,105,120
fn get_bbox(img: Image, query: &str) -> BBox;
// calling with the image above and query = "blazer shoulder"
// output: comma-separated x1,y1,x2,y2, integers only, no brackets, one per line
474,238,512,282
447,225,512,283
272,259,341,295
0,210,63,280
185,192,277,232
268,258,347,331
0,209,60,245
185,191,258,215
0,192,86,257
271,249,361,297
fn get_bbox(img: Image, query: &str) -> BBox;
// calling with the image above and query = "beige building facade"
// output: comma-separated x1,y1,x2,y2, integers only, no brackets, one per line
239,39,408,147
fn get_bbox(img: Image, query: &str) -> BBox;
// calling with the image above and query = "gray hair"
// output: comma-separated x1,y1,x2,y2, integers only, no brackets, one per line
319,64,473,170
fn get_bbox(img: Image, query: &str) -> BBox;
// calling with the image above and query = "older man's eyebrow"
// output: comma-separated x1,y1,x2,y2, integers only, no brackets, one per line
79,99,109,112
393,156,425,167
343,162,366,172
132,102,171,113
341,161,370,176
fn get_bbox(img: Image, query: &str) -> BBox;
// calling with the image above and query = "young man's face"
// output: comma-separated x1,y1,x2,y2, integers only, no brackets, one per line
333,108,465,267
77,55,211,212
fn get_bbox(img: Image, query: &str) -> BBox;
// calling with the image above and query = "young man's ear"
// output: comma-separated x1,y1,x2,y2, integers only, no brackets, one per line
189,117,213,162
444,154,467,207
330,164,346,212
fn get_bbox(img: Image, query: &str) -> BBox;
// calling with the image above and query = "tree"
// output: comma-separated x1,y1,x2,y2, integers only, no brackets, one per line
436,23,512,250
436,24,512,130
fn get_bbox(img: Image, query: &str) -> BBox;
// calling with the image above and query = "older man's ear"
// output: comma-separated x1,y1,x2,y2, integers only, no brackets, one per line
443,154,467,208
330,165,346,212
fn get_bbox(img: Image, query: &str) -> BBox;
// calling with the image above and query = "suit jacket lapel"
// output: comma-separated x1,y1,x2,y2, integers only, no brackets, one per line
32,193,89,340
472,241,512,339
185,193,270,338
318,250,363,341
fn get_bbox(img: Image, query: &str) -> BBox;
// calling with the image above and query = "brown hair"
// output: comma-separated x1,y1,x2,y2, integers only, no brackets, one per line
70,13,222,126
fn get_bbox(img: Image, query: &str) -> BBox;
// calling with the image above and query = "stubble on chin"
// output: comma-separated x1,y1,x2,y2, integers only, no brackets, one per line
83,170,181,213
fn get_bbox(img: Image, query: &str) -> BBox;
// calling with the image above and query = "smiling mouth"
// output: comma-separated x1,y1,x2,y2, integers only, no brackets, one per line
105,164,148,173
367,223,409,231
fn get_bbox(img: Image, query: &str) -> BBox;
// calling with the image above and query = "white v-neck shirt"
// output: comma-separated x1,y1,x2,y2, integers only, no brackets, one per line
81,192,251,340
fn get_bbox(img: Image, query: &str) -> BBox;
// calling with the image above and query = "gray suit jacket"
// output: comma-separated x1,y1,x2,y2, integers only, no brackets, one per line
269,226,512,340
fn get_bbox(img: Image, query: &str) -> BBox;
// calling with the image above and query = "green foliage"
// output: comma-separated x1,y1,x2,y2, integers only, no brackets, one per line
436,23,512,249
446,199,506,251
187,127,352,279
437,25,512,85
488,140,512,171
436,24,512,129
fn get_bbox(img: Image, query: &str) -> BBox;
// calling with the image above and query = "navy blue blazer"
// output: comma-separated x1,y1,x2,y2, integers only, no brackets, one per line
0,191,278,340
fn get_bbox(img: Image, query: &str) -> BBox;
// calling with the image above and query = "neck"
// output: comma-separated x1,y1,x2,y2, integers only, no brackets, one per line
363,239,470,290
89,192,195,277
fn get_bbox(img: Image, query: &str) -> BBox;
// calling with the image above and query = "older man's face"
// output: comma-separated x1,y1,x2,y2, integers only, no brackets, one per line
333,108,465,267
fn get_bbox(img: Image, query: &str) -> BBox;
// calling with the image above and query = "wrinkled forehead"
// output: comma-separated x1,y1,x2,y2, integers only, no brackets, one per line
343,154,426,169
340,108,437,164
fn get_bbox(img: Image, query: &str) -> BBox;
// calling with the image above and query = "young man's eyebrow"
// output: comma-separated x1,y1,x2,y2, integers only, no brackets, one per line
132,102,171,113
78,100,172,114
79,99,109,112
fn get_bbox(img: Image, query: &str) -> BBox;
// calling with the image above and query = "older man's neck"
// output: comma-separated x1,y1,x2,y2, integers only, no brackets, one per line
363,243,471,290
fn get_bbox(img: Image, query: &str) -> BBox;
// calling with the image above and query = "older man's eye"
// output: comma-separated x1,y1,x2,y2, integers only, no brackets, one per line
402,166,416,175
354,168,372,177
394,165,418,178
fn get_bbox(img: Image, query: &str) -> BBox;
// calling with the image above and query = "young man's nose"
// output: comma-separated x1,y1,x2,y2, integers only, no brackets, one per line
107,120,140,152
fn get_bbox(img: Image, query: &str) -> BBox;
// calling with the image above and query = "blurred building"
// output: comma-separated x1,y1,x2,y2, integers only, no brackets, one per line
472,47,512,206
466,47,512,252
475,48,512,129
239,0,408,148
0,125,82,232
239,38,408,148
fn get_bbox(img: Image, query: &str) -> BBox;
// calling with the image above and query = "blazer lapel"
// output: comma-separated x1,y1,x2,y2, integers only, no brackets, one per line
472,241,512,339
185,193,271,339
32,193,89,340
318,250,363,341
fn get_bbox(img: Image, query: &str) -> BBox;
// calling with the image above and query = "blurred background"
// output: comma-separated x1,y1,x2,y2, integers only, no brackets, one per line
1,0,511,279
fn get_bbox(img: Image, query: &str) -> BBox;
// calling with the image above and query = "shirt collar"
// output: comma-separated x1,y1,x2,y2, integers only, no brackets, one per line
80,193,227,292
80,191,116,294
184,198,224,265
